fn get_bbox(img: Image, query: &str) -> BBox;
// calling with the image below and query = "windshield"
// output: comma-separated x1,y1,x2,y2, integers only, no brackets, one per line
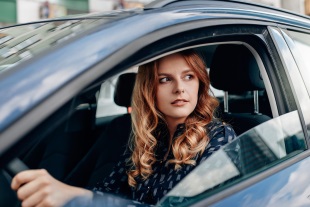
158,110,306,206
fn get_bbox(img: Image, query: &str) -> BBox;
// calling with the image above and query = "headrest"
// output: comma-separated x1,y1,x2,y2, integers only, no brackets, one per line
114,73,136,107
210,44,264,92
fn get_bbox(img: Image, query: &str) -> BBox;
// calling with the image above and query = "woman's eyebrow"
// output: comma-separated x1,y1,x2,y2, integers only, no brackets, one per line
181,69,193,74
158,72,171,76
158,69,193,76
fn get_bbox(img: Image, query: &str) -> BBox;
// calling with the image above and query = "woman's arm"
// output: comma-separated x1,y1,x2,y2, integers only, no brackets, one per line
11,169,93,207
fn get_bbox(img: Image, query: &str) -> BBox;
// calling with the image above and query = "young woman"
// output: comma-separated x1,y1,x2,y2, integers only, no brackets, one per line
11,49,236,206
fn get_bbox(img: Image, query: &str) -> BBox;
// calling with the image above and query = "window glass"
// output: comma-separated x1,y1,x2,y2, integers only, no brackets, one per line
159,111,306,206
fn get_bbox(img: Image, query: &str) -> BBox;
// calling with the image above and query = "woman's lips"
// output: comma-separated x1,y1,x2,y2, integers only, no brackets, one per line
171,99,189,106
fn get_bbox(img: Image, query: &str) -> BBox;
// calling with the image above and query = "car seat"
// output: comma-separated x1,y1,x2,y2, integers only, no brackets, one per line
210,44,271,135
64,72,136,188
20,89,98,181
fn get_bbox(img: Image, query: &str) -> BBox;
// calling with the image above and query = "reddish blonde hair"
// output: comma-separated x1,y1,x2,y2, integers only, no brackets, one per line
128,49,219,187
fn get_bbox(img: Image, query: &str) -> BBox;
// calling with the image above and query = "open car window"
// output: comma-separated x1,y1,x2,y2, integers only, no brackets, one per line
95,67,223,119
159,110,306,206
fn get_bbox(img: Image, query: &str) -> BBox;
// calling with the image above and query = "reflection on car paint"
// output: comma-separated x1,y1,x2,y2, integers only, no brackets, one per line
212,155,310,207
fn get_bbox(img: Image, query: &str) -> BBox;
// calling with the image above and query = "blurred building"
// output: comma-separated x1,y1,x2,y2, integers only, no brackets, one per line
0,0,89,27
0,0,148,27
250,0,307,14
0,0,310,27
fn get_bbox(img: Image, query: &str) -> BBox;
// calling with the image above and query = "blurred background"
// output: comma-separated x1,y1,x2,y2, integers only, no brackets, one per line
0,0,310,27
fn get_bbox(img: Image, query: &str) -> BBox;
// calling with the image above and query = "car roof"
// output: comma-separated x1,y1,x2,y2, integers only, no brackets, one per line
1,0,310,150
146,0,310,26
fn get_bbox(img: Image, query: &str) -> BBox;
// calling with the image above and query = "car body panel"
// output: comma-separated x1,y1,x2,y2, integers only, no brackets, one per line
209,152,310,207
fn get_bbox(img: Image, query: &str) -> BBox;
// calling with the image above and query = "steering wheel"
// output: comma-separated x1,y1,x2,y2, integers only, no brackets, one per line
0,158,29,206
4,158,29,178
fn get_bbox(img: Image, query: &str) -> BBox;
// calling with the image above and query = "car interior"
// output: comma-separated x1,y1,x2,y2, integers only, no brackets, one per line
0,43,276,205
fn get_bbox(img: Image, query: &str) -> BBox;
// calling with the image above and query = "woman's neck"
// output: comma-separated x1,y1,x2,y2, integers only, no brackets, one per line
166,118,186,138
168,125,177,139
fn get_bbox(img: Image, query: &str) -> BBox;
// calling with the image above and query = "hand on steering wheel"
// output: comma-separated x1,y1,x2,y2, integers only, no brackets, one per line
4,158,92,207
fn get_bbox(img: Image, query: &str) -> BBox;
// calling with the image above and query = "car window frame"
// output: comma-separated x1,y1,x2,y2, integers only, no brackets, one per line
278,28,310,141
268,26,310,147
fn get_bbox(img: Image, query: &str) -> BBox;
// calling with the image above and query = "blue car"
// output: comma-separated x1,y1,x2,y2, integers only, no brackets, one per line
1,0,310,206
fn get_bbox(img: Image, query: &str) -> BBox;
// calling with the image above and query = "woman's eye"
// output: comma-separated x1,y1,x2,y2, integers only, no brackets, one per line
184,74,194,80
159,77,170,83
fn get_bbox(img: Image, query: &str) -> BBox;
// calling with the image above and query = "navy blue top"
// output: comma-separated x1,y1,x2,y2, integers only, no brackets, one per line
90,120,237,205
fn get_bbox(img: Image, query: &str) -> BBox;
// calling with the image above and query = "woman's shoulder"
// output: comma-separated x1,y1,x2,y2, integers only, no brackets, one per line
206,119,236,143
197,119,237,164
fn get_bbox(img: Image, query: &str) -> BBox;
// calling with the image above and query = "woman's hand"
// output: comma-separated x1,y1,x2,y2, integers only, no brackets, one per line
11,169,93,207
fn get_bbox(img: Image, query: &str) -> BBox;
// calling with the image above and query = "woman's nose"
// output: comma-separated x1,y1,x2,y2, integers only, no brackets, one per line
173,80,185,94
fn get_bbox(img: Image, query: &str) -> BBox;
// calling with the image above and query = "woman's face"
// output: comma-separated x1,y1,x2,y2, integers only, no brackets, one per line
156,53,199,125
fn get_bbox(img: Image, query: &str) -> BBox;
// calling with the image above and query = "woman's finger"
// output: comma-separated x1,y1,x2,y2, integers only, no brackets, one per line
20,188,46,207
17,174,51,201
11,169,48,190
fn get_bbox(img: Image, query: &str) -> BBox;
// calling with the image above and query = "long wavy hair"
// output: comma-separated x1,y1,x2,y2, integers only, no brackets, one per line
127,49,219,187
